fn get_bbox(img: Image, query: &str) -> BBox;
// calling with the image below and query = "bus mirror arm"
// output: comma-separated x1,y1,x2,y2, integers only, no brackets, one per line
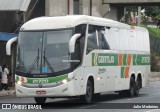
69,34,81,53
6,37,18,55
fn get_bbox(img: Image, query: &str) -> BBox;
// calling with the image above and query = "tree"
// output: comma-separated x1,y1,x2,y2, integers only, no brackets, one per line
145,6,160,21
126,6,137,17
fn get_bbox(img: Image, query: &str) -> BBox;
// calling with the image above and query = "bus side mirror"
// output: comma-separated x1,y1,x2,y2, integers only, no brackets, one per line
69,34,81,53
6,37,18,55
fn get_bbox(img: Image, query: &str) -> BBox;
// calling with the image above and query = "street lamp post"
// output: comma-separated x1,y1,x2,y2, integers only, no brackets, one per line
138,6,141,26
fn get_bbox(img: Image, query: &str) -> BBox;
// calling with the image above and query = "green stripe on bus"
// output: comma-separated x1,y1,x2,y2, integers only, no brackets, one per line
133,54,150,65
15,75,19,81
138,54,150,65
27,74,68,84
92,53,150,66
123,54,127,65
133,54,137,65
121,67,125,78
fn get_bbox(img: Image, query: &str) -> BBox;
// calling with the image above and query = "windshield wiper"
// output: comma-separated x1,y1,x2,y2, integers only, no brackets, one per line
43,48,54,73
27,48,40,73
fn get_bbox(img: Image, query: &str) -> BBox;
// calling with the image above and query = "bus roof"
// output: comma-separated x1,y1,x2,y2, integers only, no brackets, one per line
20,15,147,31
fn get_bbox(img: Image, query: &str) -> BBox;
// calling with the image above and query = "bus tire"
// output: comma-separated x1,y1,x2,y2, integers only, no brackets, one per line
128,77,136,97
80,80,93,103
34,97,46,104
134,78,140,96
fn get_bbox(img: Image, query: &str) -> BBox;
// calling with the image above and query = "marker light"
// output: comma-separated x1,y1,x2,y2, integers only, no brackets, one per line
97,77,100,81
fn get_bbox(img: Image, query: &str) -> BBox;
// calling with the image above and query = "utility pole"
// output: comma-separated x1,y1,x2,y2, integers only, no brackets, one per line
137,6,141,26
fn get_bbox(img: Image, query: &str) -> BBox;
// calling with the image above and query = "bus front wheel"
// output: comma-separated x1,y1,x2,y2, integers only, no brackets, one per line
34,97,47,104
80,80,93,103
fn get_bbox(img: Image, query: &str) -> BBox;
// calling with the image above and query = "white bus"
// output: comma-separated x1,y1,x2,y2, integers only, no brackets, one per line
6,15,150,104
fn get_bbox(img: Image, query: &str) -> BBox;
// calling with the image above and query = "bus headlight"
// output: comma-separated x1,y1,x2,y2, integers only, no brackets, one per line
16,80,25,86
60,74,75,85
61,78,72,85
17,81,22,85
16,76,26,86
62,79,68,84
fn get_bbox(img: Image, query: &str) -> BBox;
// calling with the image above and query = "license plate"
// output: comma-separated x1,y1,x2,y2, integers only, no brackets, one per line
36,91,46,95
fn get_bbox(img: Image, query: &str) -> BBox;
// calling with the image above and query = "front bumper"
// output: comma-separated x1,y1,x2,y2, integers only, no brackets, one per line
16,81,76,97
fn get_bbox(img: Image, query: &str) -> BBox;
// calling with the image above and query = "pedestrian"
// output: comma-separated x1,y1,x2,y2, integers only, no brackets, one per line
0,65,3,91
1,64,10,90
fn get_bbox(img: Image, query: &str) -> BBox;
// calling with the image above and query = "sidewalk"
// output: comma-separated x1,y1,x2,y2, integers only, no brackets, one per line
149,77,160,82
0,87,15,97
150,72,160,82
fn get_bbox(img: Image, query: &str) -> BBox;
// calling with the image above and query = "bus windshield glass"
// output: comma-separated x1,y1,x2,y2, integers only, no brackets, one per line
16,29,72,74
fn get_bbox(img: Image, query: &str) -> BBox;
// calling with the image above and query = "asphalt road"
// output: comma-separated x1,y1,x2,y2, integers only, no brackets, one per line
0,80,160,112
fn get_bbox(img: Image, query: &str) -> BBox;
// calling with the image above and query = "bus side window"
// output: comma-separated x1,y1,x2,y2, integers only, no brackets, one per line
86,25,98,54
98,27,110,49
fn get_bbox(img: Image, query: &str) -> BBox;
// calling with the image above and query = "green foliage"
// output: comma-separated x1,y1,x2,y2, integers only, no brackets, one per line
143,26,160,38
126,6,160,21
142,16,149,23
145,6,160,21
126,6,138,12
142,26,160,71
126,6,137,17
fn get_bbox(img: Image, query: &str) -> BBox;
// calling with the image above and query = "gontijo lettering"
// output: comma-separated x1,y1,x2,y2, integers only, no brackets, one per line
92,53,118,66
98,56,114,64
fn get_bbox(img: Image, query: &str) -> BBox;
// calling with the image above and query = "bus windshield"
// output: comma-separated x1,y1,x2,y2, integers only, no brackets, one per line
16,29,72,74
